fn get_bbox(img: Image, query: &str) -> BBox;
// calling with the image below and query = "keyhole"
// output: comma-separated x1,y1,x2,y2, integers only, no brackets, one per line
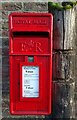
18,82,20,86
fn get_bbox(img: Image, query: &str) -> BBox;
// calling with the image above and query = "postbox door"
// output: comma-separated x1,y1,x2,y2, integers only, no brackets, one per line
10,55,51,115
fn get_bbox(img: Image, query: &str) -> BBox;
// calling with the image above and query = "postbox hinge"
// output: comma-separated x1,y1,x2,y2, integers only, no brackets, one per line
11,30,14,39
18,82,20,86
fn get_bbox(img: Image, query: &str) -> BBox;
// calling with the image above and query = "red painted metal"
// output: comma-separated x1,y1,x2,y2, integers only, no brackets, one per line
9,13,53,115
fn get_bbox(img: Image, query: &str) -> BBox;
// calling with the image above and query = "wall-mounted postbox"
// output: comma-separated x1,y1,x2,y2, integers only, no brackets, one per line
9,13,53,115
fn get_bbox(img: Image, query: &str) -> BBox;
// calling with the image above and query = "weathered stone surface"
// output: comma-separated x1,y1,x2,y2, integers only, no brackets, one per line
49,6,76,50
63,8,76,50
2,38,9,48
2,83,9,91
0,37,9,48
2,48,9,56
2,29,9,37
2,66,9,79
0,10,2,18
0,2,2,11
52,80,75,118
2,100,9,108
0,36,2,47
0,82,2,90
53,10,63,49
2,21,9,29
2,56,9,66
5,118,23,120
75,5,77,118
2,89,9,93
76,102,77,116
2,92,9,100
2,2,22,11
24,2,48,11
0,29,9,37
2,11,8,20
2,107,10,118
53,52,75,80
0,29,2,36
0,21,2,30
0,55,2,67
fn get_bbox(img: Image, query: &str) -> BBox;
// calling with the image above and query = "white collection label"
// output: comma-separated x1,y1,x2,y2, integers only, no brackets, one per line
22,66,39,98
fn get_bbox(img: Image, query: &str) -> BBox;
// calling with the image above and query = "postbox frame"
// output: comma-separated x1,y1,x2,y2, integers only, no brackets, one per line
9,13,53,115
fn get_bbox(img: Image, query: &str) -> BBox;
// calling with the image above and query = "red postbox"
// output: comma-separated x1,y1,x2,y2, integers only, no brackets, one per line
9,13,53,115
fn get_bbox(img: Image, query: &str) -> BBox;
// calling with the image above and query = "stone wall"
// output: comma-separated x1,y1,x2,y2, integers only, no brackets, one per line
49,2,76,118
0,1,77,119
